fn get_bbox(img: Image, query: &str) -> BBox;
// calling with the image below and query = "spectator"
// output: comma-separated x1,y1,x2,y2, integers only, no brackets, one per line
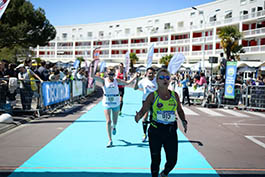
49,69,60,81
180,74,191,106
220,53,226,78
0,61,8,109
37,61,49,81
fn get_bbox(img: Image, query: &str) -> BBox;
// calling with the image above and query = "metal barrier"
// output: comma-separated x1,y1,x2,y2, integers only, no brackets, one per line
0,78,95,117
244,85,265,110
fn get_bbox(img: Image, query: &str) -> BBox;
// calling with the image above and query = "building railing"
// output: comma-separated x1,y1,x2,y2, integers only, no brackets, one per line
75,46,91,49
242,27,265,37
243,45,265,53
170,38,190,45
131,43,148,47
111,44,129,48
57,46,73,50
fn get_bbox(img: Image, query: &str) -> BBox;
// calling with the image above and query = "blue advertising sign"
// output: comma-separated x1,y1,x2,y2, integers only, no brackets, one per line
42,82,70,106
224,61,237,99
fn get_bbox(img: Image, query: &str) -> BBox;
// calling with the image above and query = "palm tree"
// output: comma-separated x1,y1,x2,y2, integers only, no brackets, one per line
217,26,245,60
129,53,139,73
159,54,173,67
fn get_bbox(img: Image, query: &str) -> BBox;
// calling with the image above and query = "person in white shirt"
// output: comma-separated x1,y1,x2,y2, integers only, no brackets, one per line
93,66,138,147
134,67,157,142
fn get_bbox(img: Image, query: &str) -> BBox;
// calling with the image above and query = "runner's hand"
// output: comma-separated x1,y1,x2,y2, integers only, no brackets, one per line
135,111,141,123
181,120,188,133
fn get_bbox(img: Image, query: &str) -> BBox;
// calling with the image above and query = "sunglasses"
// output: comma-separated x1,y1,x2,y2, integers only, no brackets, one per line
108,73,115,76
158,75,170,80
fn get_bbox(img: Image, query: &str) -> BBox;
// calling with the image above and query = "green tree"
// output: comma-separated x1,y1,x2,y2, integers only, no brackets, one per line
0,0,56,49
217,26,245,60
129,53,139,73
159,54,173,67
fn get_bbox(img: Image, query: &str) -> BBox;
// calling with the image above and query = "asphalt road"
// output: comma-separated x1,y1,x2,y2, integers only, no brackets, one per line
0,87,264,177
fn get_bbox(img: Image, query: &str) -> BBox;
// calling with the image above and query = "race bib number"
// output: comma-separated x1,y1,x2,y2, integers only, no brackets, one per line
157,111,176,124
107,96,114,102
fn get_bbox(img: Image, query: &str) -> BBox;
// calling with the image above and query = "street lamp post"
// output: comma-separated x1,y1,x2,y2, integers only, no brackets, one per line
192,7,220,73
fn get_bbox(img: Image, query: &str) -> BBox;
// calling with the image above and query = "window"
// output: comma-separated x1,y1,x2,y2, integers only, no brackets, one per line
109,25,113,28
87,32,92,37
116,24,120,27
125,28,130,34
72,28,76,32
178,21,184,27
137,27,143,33
200,20,203,24
251,7,256,13
225,10,232,19
190,22,193,26
164,23,170,30
78,28,83,31
250,0,256,3
210,15,217,22
99,31,104,37
62,33,67,38
190,12,195,16
155,19,159,23
240,0,247,5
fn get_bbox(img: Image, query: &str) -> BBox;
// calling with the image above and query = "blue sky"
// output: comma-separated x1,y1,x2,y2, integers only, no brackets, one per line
29,0,216,26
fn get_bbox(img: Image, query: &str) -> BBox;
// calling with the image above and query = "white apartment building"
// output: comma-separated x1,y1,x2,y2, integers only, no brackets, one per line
34,0,265,66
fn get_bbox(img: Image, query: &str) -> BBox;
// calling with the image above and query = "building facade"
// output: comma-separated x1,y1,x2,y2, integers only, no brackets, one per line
34,0,265,66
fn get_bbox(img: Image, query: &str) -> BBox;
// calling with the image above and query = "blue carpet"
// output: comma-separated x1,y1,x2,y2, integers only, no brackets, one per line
9,88,219,177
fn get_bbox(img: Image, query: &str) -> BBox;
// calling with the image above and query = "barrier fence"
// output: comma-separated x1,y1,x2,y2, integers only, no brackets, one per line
0,78,95,117
170,82,265,110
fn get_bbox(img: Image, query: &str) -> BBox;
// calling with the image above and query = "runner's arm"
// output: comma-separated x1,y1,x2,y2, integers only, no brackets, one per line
175,91,188,133
135,93,154,123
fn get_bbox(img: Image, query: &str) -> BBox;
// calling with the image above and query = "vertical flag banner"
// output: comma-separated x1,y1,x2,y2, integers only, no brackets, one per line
88,48,101,88
0,0,10,19
73,59,80,69
93,47,100,60
99,61,106,73
224,61,237,99
146,44,154,68
124,51,130,74
167,53,186,74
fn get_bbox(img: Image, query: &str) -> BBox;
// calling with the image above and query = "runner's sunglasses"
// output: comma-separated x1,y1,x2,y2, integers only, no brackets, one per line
158,75,170,80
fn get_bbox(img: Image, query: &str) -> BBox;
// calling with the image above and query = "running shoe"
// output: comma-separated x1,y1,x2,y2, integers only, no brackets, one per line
142,134,147,142
112,128,116,135
106,141,113,148
160,171,168,177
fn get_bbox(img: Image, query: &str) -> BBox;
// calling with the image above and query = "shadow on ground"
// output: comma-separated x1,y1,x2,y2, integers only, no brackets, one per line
2,172,265,177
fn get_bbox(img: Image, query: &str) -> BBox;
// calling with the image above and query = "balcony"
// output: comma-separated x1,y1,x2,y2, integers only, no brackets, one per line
170,39,190,45
136,54,147,58
39,46,55,50
111,54,126,58
240,10,265,21
57,46,73,50
94,44,110,49
152,41,169,46
192,36,213,43
243,45,265,53
111,44,129,48
75,46,91,49
131,43,148,47
242,27,265,37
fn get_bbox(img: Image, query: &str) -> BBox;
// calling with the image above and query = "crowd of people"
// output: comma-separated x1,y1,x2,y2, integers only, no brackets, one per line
0,59,89,110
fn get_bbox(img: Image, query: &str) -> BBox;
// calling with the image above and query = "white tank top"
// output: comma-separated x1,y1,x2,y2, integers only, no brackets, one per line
102,78,120,108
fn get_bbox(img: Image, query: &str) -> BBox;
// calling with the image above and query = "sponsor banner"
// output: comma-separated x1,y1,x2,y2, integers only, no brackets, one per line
72,80,83,97
224,61,237,99
42,82,70,106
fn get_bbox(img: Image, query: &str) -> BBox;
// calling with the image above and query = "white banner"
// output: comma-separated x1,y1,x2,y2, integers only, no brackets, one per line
72,80,83,97
146,44,154,68
124,51,130,74
0,0,10,19
167,53,186,74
